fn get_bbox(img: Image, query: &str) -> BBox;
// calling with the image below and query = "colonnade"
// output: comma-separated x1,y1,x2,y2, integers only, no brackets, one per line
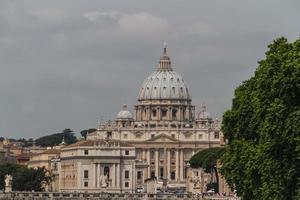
140,148,194,182
93,163,121,189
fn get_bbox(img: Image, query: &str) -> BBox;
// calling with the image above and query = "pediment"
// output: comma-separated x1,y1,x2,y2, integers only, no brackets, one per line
183,131,193,136
147,133,178,142
134,131,144,136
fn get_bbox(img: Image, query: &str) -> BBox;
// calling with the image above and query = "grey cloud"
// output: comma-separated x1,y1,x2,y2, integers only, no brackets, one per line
0,0,299,138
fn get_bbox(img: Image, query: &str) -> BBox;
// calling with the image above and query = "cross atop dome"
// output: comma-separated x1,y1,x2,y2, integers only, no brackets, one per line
163,42,167,54
158,42,172,71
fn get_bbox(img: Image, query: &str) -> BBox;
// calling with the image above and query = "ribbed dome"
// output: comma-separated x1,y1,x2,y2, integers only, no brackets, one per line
138,71,190,100
138,45,191,101
117,104,133,119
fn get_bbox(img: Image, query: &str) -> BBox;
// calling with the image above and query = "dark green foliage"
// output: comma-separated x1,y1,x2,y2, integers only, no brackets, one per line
206,182,218,192
190,147,224,171
221,37,300,200
189,147,224,193
80,128,97,140
0,163,51,191
35,128,77,147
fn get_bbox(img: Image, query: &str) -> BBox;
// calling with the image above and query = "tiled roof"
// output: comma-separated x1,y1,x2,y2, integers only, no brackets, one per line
65,140,133,148
41,149,61,154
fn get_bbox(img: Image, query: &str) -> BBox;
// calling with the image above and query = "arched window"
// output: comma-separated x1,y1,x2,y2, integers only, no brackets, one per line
104,166,110,178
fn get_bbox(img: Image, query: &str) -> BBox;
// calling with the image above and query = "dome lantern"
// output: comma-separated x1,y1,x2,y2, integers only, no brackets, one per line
158,42,172,71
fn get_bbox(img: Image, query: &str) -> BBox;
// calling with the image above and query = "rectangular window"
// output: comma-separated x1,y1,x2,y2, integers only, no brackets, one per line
162,110,167,117
171,150,175,159
214,132,219,139
84,150,89,155
160,167,164,178
84,170,89,179
125,170,129,179
152,110,157,117
125,150,129,155
150,150,155,159
159,149,164,160
125,182,129,188
84,182,88,187
171,171,176,180
137,171,143,180
106,131,112,139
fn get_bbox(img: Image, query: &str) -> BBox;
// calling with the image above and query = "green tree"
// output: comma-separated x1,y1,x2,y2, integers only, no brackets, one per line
80,128,97,140
189,147,224,193
35,129,77,147
0,163,51,191
221,37,300,200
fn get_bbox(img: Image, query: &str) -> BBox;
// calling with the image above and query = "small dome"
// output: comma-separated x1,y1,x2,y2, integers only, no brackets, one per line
117,104,133,119
198,105,211,119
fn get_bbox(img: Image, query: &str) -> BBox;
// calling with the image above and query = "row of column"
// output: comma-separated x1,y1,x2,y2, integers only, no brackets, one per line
142,148,187,182
93,163,120,189
135,105,195,121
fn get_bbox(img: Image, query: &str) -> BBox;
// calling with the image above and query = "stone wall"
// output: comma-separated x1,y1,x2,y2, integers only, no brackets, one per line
0,192,239,200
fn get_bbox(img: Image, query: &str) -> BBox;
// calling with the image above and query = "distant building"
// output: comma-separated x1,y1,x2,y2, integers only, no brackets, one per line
27,149,61,170
58,140,139,193
85,45,223,192
45,45,224,193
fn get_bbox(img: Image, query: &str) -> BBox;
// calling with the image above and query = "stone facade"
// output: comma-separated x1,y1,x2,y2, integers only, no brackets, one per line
58,140,139,193
82,45,224,192
27,149,61,170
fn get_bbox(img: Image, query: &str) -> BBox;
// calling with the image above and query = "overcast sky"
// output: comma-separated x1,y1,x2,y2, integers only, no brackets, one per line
0,0,299,139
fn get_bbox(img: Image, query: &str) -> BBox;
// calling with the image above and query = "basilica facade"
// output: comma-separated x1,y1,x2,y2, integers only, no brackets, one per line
58,45,223,193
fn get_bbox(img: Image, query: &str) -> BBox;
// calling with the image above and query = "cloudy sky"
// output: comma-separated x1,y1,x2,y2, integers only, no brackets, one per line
0,0,299,139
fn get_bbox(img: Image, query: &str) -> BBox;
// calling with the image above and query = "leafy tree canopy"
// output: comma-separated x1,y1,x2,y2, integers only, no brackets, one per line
0,163,51,191
221,37,300,200
190,147,224,172
80,128,97,140
35,128,77,147
189,147,224,193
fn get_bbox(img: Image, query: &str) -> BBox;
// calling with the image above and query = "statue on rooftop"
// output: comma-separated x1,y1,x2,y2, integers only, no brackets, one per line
4,174,12,192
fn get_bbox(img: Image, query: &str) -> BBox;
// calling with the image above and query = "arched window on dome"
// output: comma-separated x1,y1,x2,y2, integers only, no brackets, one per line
161,108,168,118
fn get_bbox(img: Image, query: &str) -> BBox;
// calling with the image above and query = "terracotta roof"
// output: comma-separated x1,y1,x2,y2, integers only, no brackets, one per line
41,149,61,154
17,153,30,159
65,140,133,148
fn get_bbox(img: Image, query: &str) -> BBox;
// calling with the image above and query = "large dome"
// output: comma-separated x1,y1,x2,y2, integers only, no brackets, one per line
138,45,191,101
